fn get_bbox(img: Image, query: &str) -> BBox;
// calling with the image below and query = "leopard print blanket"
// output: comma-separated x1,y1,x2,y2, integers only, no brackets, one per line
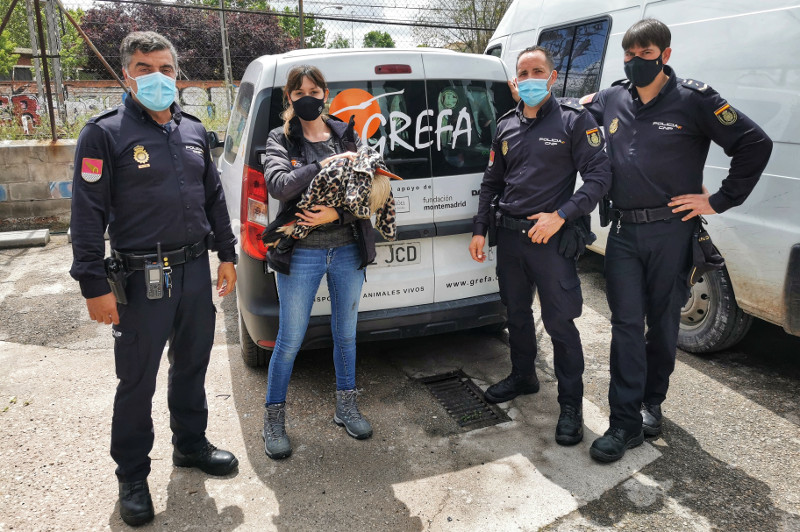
290,146,396,241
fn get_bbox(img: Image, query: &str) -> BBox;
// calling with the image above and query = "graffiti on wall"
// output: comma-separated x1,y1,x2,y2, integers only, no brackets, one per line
0,83,234,135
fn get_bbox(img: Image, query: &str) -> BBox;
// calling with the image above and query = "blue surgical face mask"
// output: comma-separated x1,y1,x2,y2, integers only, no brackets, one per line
517,75,552,107
128,71,177,112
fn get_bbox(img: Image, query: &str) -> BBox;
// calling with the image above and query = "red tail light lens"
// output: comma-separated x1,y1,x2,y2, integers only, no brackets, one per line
375,64,412,74
240,164,269,260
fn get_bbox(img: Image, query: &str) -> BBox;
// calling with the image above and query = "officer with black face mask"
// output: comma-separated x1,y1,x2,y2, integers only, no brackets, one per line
579,18,773,463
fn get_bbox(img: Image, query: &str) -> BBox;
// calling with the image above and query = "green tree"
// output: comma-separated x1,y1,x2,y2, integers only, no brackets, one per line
0,34,17,75
413,0,511,52
362,30,394,48
328,34,349,49
277,6,326,48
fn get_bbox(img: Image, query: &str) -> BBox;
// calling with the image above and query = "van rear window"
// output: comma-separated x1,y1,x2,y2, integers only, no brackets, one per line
224,82,254,164
268,79,513,179
538,18,610,98
427,80,515,177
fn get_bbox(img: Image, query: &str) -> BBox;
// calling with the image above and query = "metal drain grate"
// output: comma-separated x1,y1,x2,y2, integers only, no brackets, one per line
419,370,511,430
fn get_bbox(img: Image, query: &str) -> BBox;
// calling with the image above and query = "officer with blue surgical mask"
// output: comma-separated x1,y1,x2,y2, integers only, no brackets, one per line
470,46,611,446
69,31,239,527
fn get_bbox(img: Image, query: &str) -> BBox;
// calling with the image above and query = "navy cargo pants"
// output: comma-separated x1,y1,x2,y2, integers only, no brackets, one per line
110,252,216,482
496,226,585,407
605,219,694,433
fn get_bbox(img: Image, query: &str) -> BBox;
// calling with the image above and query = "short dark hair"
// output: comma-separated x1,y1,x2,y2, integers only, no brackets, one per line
516,46,555,72
120,32,178,72
622,18,671,52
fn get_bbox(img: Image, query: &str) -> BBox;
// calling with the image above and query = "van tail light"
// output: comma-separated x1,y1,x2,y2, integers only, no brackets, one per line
240,164,269,260
375,64,412,74
257,340,275,348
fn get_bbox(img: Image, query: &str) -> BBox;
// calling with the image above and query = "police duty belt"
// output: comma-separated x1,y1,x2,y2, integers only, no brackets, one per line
113,239,207,271
611,206,682,224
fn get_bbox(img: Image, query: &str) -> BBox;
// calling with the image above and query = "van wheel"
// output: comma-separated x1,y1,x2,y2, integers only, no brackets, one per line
240,314,269,367
678,267,752,354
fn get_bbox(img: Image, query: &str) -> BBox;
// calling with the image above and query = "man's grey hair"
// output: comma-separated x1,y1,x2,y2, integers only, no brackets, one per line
120,31,179,72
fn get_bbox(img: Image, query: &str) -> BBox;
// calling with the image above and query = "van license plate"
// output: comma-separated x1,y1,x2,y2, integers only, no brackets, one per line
375,241,421,267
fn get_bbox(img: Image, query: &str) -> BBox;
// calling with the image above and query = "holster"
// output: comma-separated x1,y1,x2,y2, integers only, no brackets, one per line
104,257,128,305
599,195,611,227
487,194,500,247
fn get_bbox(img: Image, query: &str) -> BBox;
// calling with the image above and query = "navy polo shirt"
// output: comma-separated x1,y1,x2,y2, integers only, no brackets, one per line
69,97,237,299
582,66,773,212
473,94,612,236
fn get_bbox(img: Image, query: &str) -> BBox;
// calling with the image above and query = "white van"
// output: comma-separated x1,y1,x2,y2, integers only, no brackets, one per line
485,0,800,353
218,48,516,366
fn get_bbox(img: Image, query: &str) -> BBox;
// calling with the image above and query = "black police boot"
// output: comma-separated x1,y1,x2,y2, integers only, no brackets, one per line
484,372,540,404
641,402,663,437
589,427,645,463
173,440,239,476
555,404,583,446
118,479,154,527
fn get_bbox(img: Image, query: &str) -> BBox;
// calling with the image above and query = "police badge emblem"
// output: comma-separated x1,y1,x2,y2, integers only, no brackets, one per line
501,140,508,155
81,158,103,183
609,118,619,134
714,103,738,125
586,128,601,147
133,145,150,168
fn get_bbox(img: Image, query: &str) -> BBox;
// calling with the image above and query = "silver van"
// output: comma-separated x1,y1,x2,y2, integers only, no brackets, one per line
486,0,800,352
218,48,516,366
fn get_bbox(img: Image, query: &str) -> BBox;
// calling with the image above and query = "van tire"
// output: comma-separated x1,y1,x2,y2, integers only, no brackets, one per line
678,267,752,354
240,314,269,367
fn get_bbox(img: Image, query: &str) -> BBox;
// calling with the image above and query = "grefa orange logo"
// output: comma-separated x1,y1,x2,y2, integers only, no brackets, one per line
328,88,474,155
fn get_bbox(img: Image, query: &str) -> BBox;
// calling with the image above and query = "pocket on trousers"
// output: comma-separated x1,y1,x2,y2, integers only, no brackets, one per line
112,326,138,380
559,276,581,291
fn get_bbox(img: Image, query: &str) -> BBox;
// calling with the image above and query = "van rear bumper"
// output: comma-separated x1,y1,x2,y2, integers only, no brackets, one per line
240,281,506,352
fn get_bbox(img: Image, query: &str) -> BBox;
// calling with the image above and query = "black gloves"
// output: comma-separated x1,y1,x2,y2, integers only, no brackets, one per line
558,215,596,260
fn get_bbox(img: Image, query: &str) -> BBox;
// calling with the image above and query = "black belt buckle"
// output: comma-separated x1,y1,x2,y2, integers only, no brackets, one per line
633,209,648,223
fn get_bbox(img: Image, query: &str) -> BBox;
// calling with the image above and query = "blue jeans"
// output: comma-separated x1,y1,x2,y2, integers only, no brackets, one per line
265,243,365,405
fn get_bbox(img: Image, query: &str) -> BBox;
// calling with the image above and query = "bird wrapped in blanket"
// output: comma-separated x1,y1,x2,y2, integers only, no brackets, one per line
262,145,399,249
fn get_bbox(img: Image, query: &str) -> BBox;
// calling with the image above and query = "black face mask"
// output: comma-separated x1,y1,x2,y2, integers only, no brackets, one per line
291,95,325,121
624,54,663,87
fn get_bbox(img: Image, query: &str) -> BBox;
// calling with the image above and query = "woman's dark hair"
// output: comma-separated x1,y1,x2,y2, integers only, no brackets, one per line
622,18,671,52
282,64,328,135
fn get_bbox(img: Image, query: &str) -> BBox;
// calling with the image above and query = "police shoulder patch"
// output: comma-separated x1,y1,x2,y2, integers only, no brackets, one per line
679,78,711,93
558,97,583,111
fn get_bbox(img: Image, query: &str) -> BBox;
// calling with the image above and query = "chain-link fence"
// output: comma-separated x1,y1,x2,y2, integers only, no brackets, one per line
0,0,510,140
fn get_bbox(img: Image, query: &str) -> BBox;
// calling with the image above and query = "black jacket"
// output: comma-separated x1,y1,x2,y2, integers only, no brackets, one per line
263,115,376,274
69,97,236,298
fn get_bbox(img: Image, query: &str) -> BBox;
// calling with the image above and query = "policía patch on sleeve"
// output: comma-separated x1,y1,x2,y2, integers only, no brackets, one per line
579,93,596,105
586,128,601,147
81,158,103,183
714,103,738,125
488,149,495,167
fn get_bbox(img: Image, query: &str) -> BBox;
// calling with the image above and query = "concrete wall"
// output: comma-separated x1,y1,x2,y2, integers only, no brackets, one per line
0,140,75,230
0,140,225,231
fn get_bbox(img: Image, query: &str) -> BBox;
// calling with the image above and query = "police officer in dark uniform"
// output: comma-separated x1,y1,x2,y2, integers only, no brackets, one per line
69,32,239,526
580,19,773,463
470,46,611,445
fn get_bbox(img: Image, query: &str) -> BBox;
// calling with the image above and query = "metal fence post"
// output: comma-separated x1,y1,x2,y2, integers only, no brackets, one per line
219,0,233,113
24,0,46,108
43,0,65,123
